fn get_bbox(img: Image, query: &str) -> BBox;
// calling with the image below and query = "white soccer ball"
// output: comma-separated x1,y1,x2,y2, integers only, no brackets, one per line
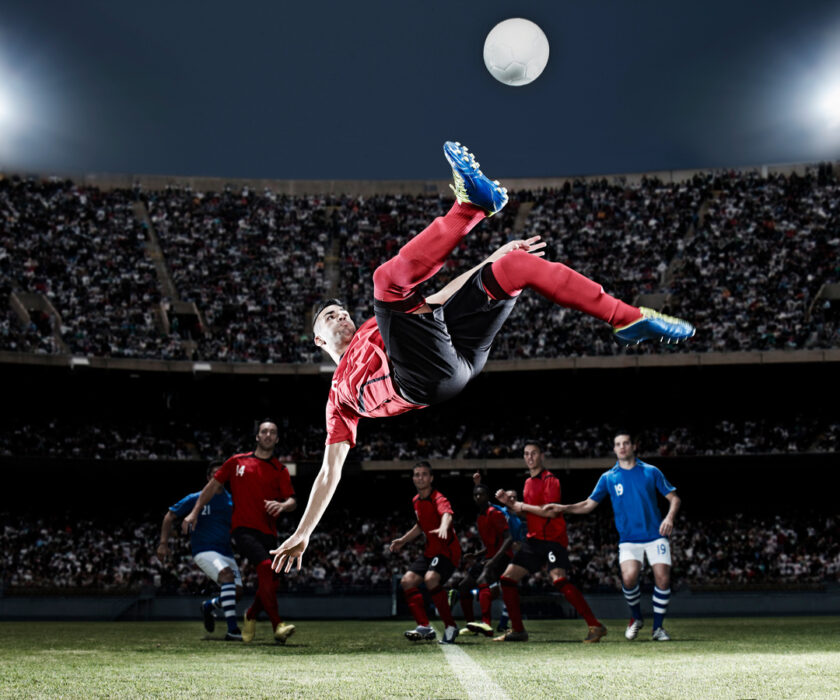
483,18,550,87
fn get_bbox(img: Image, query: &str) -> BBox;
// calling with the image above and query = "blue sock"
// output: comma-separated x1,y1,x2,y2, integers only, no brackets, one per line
653,586,670,630
622,584,643,621
209,596,221,609
219,583,238,632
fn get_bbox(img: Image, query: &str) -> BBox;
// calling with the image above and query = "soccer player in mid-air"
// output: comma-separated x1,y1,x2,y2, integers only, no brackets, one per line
545,430,681,641
158,461,243,641
271,141,695,574
389,461,461,644
183,420,297,644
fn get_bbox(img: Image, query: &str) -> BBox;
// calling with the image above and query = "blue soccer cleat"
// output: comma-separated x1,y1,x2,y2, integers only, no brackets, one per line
443,141,508,216
614,307,696,346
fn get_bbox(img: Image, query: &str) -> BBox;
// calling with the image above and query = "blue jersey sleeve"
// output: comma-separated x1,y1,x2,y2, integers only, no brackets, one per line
169,492,199,518
589,473,610,503
653,468,676,497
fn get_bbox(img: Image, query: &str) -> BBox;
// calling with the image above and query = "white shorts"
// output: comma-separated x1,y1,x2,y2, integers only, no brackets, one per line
618,538,672,567
193,551,243,586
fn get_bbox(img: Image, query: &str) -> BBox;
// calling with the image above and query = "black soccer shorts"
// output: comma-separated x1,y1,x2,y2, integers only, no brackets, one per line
231,527,277,566
407,554,457,585
374,265,517,406
512,538,571,574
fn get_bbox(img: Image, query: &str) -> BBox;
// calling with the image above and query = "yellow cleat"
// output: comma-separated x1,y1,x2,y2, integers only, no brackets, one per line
241,616,257,643
274,622,296,645
584,624,608,643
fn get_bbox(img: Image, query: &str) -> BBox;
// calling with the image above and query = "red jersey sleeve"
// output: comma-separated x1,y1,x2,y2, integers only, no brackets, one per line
434,492,454,517
276,465,295,500
489,507,509,536
213,456,236,485
325,394,359,447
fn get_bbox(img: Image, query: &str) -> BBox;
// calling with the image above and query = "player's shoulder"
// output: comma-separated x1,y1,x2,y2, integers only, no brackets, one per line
636,459,661,473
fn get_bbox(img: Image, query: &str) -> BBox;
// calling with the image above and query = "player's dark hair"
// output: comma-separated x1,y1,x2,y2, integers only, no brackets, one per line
256,418,279,432
413,460,432,473
312,298,345,331
206,460,223,478
614,429,636,444
522,439,543,453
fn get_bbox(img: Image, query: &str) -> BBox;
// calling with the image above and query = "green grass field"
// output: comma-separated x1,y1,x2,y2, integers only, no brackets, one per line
1,617,838,698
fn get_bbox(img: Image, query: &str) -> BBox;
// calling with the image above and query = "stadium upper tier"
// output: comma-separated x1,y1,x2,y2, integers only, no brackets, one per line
1,163,838,365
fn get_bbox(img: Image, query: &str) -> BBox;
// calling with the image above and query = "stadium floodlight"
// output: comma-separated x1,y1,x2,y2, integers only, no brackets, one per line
815,81,840,130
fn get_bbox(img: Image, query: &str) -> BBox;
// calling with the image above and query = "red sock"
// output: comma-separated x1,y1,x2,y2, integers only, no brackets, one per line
460,589,475,623
488,249,640,327
429,586,456,628
373,203,486,305
256,560,281,628
500,576,525,633
554,578,599,627
246,595,263,621
404,587,429,626
478,583,493,625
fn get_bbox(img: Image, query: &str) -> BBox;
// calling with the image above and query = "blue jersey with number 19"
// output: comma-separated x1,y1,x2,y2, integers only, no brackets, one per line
589,459,675,544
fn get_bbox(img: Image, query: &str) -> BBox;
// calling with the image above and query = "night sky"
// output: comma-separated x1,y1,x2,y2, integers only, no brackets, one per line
1,0,839,180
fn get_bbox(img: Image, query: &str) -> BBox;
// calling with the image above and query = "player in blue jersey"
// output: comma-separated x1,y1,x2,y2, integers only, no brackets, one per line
158,462,244,641
547,431,681,641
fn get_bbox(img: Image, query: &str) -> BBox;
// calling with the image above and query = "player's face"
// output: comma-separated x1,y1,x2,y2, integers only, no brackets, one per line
523,444,543,471
314,305,356,348
256,422,279,451
614,435,635,460
473,488,489,506
412,467,433,492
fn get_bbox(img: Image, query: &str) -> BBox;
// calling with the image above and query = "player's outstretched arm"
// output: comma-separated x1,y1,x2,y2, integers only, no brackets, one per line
271,440,351,573
545,498,599,516
659,491,681,536
181,478,223,534
389,523,422,553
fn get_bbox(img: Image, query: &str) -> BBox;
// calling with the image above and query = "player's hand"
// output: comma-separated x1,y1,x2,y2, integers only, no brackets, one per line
181,512,197,535
495,489,515,507
472,472,482,485
264,499,284,517
543,503,567,515
156,542,170,560
389,538,404,553
659,518,674,536
271,531,310,573
487,235,546,263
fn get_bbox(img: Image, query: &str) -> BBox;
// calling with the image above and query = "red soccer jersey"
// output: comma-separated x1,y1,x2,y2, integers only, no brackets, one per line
413,489,461,565
214,452,295,536
477,505,511,559
523,469,568,547
325,317,426,447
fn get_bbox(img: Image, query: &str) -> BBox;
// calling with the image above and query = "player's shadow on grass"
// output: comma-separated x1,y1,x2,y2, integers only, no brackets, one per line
203,638,308,648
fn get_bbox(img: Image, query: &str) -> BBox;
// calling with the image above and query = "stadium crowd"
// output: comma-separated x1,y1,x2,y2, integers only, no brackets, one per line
2,509,837,597
2,164,838,362
1,415,836,462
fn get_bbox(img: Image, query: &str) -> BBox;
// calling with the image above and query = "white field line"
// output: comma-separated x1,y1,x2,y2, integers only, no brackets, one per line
439,643,511,700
